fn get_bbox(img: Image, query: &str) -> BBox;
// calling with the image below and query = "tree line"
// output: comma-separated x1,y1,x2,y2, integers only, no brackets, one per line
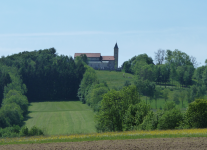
77,49,207,132
0,48,86,137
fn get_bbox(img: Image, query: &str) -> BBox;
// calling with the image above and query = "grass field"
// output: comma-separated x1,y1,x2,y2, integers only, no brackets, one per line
24,101,96,135
95,70,135,89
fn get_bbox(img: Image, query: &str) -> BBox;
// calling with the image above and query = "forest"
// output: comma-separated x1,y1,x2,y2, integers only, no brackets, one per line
0,48,86,136
0,47,207,137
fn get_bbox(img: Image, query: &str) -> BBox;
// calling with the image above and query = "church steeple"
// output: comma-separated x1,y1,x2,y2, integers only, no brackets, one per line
114,43,119,69
114,43,118,49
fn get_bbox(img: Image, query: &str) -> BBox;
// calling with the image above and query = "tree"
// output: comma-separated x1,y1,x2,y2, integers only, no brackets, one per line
160,64,170,87
75,54,89,65
96,85,140,132
157,108,182,129
173,91,180,105
163,101,176,111
123,102,150,131
77,66,98,104
124,80,131,87
154,87,161,109
86,82,109,111
165,49,193,68
122,61,131,73
186,99,207,128
154,49,165,65
2,90,29,115
179,91,186,108
162,88,170,102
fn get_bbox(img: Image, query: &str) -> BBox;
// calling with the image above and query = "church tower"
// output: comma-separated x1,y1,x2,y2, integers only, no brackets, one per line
114,43,119,69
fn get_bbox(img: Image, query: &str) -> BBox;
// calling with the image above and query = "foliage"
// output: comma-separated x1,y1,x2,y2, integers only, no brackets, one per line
0,103,23,128
86,82,109,111
0,125,20,138
96,85,140,132
157,108,183,129
172,91,180,105
186,99,207,128
78,66,98,103
2,90,29,115
28,126,44,136
163,101,176,111
75,54,89,65
162,88,170,102
123,102,151,131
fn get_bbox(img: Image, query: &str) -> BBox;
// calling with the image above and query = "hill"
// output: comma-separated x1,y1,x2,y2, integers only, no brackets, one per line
95,70,135,89
24,101,96,135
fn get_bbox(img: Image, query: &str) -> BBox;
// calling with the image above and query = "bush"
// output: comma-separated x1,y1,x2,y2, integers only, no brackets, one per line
163,101,176,111
139,111,157,130
123,102,150,131
157,108,183,130
20,126,29,136
0,103,23,128
0,125,20,138
29,126,44,136
186,99,207,128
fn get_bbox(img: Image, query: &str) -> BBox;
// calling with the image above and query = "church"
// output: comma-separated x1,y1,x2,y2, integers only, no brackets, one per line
74,43,119,70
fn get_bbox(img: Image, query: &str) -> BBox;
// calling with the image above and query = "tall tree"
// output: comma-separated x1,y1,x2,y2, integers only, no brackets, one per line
154,49,165,65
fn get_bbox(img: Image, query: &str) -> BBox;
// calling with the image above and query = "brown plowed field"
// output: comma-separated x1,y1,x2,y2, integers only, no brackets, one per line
1,137,207,150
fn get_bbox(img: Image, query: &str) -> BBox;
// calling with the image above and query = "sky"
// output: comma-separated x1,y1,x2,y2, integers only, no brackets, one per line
1,0,207,67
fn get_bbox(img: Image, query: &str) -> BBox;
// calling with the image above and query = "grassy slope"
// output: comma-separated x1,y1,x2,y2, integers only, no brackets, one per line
95,70,190,110
95,70,135,89
24,101,96,135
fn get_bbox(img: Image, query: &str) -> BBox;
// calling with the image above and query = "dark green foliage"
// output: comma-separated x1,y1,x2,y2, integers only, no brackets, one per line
75,54,89,65
173,91,180,105
78,66,98,104
0,103,23,128
28,126,44,136
86,82,109,111
139,111,157,130
186,99,207,128
123,102,150,131
157,108,183,129
0,125,20,138
0,48,85,101
163,101,176,111
124,80,131,87
2,90,28,115
0,48,86,132
0,125,44,137
0,69,12,105
96,85,140,132
20,126,29,136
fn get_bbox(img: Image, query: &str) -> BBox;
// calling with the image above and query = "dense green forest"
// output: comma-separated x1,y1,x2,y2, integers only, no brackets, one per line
0,48,86,137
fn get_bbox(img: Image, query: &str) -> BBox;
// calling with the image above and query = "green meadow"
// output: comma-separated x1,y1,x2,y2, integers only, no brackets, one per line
24,101,96,135
95,70,135,89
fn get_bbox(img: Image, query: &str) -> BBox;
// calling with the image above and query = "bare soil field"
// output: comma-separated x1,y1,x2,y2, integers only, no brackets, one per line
1,137,207,150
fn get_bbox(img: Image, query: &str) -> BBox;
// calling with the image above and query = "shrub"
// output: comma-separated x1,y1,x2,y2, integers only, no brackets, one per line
29,126,44,136
139,111,157,130
163,101,176,111
186,99,207,128
0,125,20,138
20,126,29,136
157,108,183,130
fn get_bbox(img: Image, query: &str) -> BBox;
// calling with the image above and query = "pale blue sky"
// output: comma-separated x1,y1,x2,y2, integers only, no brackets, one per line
1,0,207,67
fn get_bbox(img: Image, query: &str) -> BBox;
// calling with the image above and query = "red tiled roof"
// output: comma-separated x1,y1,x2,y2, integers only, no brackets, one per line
102,56,115,60
74,53,101,58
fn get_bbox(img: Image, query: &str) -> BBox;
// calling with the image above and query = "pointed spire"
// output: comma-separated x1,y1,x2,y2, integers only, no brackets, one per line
114,43,118,49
